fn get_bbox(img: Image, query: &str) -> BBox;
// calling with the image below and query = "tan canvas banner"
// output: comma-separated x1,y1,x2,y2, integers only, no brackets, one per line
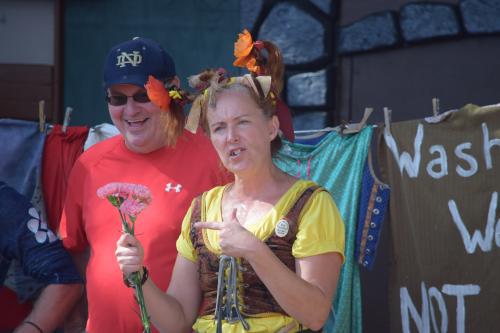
378,104,500,333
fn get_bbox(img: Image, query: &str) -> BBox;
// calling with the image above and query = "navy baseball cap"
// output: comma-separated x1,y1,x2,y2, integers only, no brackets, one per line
103,37,176,90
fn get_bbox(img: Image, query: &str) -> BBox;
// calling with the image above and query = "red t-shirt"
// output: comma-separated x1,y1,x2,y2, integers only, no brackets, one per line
59,130,231,333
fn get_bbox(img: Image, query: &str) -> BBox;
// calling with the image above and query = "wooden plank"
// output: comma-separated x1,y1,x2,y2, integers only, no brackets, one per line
0,99,53,122
0,83,52,101
53,0,63,124
0,64,53,85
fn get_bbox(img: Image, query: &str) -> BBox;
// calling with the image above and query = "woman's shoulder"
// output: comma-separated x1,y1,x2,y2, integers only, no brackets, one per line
288,179,324,195
200,184,230,204
285,179,336,213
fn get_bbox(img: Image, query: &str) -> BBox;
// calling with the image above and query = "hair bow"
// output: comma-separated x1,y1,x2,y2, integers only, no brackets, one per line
184,70,272,134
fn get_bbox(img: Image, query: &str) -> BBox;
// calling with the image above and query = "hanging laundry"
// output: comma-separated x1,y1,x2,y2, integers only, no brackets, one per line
83,123,120,151
354,153,390,270
295,131,331,146
42,124,89,230
274,126,373,333
0,119,48,329
0,119,46,200
378,103,500,333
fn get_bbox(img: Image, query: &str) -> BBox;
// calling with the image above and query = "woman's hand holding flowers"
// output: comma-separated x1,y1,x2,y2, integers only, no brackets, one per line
115,234,145,276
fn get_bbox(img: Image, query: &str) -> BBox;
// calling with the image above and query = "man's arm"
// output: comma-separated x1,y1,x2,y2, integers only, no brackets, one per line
15,283,83,333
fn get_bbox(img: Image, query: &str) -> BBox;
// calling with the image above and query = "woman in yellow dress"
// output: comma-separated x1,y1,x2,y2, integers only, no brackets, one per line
115,31,345,333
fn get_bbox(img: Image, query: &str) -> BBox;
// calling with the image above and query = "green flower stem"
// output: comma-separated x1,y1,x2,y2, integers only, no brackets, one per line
131,271,151,333
119,210,131,234
130,216,137,235
117,207,151,333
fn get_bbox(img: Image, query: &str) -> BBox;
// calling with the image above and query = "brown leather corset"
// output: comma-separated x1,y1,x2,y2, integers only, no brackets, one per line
189,185,321,317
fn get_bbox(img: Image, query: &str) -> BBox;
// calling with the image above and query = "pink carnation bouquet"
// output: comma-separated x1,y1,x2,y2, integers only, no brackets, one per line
97,182,152,333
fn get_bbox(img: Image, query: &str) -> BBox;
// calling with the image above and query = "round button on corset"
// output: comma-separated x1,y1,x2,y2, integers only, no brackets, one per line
275,219,290,237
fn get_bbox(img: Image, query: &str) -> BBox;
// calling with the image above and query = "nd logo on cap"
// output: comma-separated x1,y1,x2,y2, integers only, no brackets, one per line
116,50,143,68
103,37,176,90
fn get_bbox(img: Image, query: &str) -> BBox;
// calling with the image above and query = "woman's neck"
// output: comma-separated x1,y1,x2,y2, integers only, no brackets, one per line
231,163,293,201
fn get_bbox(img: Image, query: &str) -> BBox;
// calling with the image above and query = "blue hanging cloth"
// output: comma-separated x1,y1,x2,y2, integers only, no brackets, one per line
0,119,46,200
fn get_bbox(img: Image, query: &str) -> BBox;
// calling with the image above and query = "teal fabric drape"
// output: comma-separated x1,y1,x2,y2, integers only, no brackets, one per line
274,126,373,333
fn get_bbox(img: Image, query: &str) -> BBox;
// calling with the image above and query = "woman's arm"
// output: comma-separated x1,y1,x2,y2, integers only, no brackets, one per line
116,235,201,333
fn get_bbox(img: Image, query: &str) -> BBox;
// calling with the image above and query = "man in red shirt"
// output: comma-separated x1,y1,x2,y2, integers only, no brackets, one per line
59,37,230,333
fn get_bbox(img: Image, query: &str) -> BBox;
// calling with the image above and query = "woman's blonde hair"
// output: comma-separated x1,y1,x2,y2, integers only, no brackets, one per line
187,38,285,154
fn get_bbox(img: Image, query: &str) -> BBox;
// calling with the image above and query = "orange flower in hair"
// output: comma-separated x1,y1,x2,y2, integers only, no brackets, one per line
233,29,260,73
144,75,170,112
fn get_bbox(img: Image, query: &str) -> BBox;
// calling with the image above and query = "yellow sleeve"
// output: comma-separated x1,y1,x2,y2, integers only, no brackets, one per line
292,190,345,262
175,201,198,263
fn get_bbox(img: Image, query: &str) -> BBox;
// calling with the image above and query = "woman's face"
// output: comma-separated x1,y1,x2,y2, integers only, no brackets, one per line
207,89,279,176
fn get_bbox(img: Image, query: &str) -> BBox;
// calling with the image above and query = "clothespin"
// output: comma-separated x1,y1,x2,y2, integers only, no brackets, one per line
38,100,46,133
62,107,73,133
358,107,373,130
383,107,392,135
342,107,374,134
432,98,440,116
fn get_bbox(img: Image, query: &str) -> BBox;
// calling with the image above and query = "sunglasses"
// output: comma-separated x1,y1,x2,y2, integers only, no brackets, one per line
106,92,150,106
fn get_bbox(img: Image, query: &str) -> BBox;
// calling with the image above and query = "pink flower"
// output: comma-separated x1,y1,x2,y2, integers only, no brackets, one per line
97,182,152,214
97,182,130,199
97,183,152,202
120,198,148,217
130,184,152,205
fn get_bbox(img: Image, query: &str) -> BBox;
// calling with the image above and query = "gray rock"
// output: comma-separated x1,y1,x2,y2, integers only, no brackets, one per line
460,0,500,34
287,70,327,107
338,12,400,54
400,3,460,42
292,111,328,131
310,0,332,14
259,3,324,65
240,0,263,31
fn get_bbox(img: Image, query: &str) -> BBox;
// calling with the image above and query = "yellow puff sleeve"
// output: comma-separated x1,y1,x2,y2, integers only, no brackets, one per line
292,190,345,262
175,201,198,263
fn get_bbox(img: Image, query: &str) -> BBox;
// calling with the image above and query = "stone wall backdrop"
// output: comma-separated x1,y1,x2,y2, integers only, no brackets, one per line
242,1,500,332
242,0,500,126
337,0,500,124
240,0,338,130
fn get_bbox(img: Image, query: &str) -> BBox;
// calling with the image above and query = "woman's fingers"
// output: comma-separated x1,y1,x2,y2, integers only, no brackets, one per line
194,221,223,230
116,234,144,274
116,245,141,256
117,233,139,247
119,263,143,275
116,253,143,264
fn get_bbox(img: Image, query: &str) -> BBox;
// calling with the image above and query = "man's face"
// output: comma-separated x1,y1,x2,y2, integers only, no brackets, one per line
107,84,166,154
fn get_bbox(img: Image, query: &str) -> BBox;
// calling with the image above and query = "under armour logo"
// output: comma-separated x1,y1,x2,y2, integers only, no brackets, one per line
116,51,142,68
165,183,182,193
